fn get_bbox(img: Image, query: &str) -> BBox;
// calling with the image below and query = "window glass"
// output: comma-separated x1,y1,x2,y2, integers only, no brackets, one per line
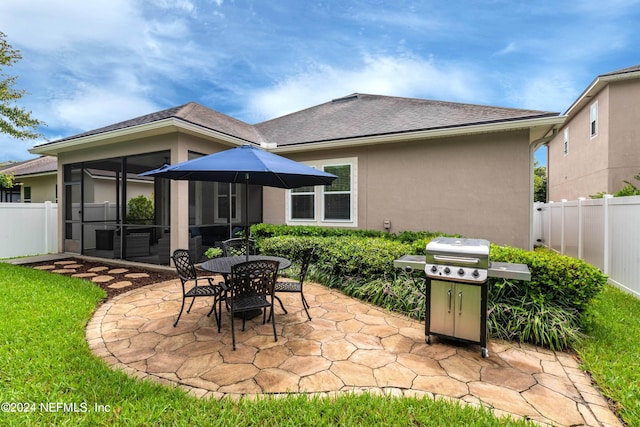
324,164,351,220
590,102,598,137
290,185,315,220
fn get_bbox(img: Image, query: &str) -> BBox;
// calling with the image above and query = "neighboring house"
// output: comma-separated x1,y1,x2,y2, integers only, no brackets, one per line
30,94,563,265
0,156,57,202
547,64,640,201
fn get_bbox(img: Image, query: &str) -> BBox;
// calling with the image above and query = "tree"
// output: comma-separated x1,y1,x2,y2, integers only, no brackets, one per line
533,163,547,202
1,31,45,140
0,171,14,189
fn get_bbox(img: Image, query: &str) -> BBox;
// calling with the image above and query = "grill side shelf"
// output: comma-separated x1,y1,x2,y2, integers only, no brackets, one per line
393,255,426,273
488,262,531,281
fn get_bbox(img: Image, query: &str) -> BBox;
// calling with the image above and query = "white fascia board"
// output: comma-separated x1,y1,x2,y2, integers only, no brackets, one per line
29,118,249,156
271,116,566,154
565,70,640,117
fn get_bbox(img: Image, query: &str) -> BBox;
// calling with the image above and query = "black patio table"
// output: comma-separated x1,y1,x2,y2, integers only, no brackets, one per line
200,255,291,275
199,255,292,319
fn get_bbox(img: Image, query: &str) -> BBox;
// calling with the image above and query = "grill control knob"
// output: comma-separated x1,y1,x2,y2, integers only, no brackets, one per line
472,269,480,278
458,268,465,276
430,265,438,273
444,267,450,274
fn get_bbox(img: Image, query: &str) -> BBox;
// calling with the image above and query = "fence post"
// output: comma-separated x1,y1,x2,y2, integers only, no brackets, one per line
44,201,51,254
560,199,567,254
547,201,553,250
603,194,613,275
578,197,585,260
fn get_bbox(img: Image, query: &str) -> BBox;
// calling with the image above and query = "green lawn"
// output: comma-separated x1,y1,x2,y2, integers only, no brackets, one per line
575,285,640,426
0,263,534,426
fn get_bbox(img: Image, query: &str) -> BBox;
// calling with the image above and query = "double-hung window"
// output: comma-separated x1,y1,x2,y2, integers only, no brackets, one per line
287,157,357,226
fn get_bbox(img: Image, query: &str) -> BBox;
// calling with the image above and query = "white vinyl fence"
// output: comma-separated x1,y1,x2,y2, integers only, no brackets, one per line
0,202,58,259
533,195,640,298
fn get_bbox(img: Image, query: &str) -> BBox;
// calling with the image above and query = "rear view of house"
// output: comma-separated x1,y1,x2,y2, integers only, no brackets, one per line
30,94,562,265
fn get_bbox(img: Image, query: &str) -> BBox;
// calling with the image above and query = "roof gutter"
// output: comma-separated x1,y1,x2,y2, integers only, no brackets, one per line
272,115,566,154
29,118,252,156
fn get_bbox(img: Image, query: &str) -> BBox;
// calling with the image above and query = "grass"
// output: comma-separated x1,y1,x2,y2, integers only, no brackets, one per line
0,262,534,426
576,284,640,426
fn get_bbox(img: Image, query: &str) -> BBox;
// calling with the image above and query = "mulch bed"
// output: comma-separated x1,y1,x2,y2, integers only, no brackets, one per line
24,258,178,300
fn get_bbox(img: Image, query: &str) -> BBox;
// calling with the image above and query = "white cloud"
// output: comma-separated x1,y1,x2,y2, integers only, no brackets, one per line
245,54,485,121
0,0,144,51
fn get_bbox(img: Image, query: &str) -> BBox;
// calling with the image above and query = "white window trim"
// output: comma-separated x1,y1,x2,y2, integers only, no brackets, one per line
590,101,598,139
286,157,358,227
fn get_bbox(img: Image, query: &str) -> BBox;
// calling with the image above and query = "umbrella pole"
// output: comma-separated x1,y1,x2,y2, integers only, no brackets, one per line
245,173,249,262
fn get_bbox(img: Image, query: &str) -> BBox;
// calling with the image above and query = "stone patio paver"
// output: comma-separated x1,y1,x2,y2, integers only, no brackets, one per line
87,275,623,427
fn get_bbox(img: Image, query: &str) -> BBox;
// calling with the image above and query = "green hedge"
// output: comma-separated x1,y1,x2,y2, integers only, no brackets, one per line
254,224,607,350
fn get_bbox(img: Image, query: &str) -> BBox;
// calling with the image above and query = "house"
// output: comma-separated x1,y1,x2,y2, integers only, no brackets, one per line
547,64,640,201
30,94,563,265
0,156,57,202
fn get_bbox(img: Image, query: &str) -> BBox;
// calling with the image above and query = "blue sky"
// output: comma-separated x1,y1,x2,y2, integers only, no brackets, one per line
1,0,639,165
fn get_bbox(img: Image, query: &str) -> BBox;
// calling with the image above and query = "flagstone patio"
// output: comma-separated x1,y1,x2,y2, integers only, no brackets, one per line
85,276,622,427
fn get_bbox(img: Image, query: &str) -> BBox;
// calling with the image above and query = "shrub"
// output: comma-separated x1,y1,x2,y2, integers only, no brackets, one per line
257,226,608,350
488,245,607,350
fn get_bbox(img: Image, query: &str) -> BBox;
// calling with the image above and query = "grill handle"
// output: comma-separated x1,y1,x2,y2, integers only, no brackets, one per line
433,255,480,265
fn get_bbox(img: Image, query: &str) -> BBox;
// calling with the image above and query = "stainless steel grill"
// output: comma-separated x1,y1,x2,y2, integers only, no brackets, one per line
394,237,531,358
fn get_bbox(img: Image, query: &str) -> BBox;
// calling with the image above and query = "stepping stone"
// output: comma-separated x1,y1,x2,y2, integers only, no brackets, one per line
72,273,98,278
63,264,82,269
125,273,149,279
88,266,109,273
108,281,133,289
54,260,77,265
108,268,129,274
52,269,75,274
34,265,56,270
92,275,114,283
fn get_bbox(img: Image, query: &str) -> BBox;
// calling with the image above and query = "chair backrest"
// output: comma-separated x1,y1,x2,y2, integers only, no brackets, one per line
222,238,256,257
230,259,279,299
298,247,315,285
172,249,197,282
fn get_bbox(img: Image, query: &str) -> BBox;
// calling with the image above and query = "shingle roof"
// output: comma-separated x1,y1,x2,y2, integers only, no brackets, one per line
255,93,557,146
37,94,558,151
44,102,262,145
0,156,57,176
600,64,640,77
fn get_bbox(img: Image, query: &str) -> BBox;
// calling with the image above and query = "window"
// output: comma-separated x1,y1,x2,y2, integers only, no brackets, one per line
563,128,569,156
287,157,357,226
23,186,31,203
590,101,598,138
323,164,351,220
290,185,315,220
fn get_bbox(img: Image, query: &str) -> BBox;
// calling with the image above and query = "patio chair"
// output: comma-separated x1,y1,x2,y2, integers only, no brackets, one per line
227,259,279,350
272,247,315,320
222,238,256,257
171,249,227,328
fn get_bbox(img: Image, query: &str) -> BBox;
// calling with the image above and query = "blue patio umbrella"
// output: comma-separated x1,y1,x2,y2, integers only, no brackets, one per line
139,145,337,258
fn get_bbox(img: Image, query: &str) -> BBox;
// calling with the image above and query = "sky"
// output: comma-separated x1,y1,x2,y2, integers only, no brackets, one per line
1,0,639,165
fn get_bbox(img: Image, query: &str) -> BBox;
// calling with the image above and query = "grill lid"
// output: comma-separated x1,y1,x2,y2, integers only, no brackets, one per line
426,237,489,268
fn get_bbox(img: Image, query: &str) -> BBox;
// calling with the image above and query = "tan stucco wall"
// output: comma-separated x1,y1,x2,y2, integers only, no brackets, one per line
266,130,532,249
548,78,640,201
608,79,640,190
548,87,610,201
17,174,57,202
